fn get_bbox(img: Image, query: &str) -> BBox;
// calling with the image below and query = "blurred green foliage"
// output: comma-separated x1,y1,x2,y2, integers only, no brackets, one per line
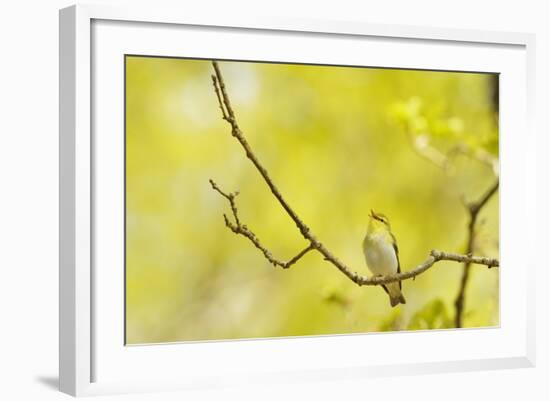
125,57,499,344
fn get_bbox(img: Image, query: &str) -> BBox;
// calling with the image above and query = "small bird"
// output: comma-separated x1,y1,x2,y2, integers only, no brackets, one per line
363,210,406,307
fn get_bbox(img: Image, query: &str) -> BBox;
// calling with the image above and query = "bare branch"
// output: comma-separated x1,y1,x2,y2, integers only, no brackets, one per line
356,250,498,285
411,135,499,328
209,60,500,295
469,179,500,216
431,250,498,267
209,179,241,226
399,103,500,327
211,75,229,121
454,178,499,327
211,62,314,240
209,179,314,269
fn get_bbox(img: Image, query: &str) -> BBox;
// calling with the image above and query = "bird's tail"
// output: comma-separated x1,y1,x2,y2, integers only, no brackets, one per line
388,283,406,307
390,293,406,307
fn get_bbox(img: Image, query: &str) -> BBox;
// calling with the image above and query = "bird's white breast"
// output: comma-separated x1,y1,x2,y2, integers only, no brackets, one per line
363,234,398,277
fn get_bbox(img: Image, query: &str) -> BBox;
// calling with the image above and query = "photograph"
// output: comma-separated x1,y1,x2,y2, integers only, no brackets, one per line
125,56,500,344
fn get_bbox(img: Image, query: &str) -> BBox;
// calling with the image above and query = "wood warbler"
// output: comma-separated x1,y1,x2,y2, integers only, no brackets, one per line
363,210,406,307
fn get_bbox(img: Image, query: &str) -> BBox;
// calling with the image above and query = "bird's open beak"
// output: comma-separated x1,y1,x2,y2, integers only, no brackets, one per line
369,209,376,219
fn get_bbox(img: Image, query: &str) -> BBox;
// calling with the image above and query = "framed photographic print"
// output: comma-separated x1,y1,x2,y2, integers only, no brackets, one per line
59,4,536,396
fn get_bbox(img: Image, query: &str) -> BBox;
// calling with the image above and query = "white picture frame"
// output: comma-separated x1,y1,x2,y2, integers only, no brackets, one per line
59,4,536,397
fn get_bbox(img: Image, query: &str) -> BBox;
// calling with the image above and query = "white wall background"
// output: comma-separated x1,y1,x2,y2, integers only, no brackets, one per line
0,0,547,399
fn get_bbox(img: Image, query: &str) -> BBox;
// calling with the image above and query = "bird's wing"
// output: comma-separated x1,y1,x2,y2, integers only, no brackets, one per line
390,232,402,290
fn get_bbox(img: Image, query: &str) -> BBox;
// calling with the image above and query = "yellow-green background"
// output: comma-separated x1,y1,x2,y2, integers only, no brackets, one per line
125,57,499,344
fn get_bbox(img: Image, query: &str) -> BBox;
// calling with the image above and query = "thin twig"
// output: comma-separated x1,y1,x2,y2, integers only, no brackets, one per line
454,179,499,327
209,179,314,269
211,75,229,121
